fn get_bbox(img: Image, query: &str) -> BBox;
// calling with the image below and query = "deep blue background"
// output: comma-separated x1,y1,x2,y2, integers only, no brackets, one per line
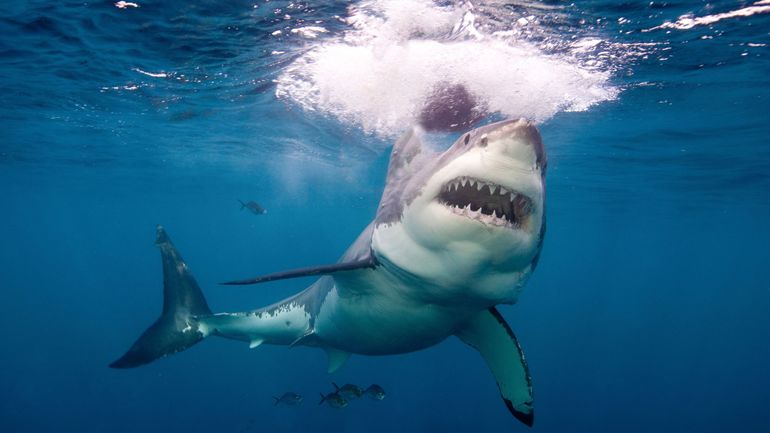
2,1,769,432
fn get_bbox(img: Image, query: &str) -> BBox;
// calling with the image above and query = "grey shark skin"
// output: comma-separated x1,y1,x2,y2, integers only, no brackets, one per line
111,119,547,427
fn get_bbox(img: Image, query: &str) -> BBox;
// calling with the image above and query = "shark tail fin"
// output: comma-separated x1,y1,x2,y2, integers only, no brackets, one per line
109,226,213,369
332,382,340,392
238,199,246,210
273,397,280,406
318,393,326,406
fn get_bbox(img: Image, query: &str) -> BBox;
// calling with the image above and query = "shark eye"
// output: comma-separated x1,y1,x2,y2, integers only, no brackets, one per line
479,134,488,147
464,134,470,145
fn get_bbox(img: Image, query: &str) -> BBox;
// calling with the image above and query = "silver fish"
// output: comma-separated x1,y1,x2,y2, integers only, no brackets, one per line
333,382,363,399
319,391,348,408
273,392,303,406
238,199,267,215
364,384,386,400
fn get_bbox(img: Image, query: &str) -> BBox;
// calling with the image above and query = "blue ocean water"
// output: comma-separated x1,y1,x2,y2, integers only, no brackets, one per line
1,1,769,432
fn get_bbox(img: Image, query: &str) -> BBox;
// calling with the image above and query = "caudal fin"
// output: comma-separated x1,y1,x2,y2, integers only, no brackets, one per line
109,226,212,369
237,199,246,210
273,396,280,406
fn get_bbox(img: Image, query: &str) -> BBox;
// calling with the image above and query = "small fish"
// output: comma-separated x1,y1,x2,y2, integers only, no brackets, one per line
238,199,267,215
319,391,348,408
332,382,363,399
273,392,303,406
364,384,386,400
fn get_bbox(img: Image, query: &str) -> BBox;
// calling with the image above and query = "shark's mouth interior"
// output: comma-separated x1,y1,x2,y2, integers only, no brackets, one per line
437,177,532,228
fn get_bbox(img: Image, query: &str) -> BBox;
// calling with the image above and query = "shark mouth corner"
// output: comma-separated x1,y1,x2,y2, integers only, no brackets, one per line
437,177,532,229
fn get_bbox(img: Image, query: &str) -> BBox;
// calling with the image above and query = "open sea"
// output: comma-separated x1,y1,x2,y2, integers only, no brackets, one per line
2,1,769,432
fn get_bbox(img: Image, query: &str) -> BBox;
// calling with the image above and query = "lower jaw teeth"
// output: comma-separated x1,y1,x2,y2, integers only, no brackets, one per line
451,205,510,226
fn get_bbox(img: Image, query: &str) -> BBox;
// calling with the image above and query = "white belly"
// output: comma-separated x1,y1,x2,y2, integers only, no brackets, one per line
313,269,474,355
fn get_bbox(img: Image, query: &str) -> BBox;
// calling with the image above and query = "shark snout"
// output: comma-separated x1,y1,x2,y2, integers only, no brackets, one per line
480,119,546,171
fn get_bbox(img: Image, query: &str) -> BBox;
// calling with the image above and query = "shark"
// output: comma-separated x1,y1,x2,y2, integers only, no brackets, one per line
110,118,547,427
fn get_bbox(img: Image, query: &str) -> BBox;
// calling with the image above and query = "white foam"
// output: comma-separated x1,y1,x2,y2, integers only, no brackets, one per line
646,1,770,31
133,68,168,78
345,0,461,44
290,26,328,39
276,0,618,137
114,1,139,9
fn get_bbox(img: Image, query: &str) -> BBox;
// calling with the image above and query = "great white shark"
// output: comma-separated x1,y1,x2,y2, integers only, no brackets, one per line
111,118,547,427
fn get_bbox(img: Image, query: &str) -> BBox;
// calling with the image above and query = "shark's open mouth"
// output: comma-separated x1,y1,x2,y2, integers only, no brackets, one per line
437,177,532,228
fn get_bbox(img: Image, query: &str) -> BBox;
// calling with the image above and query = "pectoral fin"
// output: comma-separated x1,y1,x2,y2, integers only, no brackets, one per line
456,307,534,427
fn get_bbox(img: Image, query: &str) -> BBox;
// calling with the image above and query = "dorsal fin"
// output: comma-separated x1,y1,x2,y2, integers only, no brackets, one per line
386,127,424,180
375,127,428,225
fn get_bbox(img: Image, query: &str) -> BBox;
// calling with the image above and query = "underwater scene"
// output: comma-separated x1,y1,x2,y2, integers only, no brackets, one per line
1,1,769,432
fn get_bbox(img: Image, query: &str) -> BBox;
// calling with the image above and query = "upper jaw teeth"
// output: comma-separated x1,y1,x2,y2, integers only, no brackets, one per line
444,177,517,202
439,176,527,228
